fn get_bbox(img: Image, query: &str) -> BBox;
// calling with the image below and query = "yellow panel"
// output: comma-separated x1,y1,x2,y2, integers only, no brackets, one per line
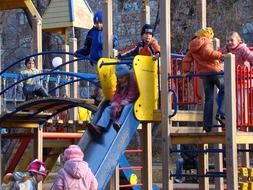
133,55,158,121
77,107,91,121
248,168,253,177
239,168,248,177
239,182,248,190
97,58,118,100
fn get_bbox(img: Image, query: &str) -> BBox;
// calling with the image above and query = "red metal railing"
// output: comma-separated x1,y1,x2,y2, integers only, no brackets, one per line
170,55,202,108
236,65,253,128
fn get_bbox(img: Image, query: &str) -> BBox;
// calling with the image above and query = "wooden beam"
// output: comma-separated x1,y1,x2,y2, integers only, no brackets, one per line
196,0,206,28
224,53,238,190
171,110,203,122
103,0,113,58
0,121,39,128
0,1,26,10
33,127,43,190
237,133,253,144
141,0,150,25
170,127,204,133
24,0,42,20
43,140,72,148
160,0,171,189
171,133,225,145
198,144,209,189
141,123,152,190
32,16,43,71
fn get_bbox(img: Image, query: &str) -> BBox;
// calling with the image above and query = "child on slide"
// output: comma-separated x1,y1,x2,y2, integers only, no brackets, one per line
87,64,139,137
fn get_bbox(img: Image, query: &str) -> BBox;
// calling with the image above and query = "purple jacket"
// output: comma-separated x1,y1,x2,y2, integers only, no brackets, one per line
111,72,139,120
52,159,98,190
222,43,253,67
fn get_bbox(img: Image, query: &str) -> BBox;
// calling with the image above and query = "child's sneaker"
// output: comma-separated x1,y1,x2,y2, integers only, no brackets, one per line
215,114,225,127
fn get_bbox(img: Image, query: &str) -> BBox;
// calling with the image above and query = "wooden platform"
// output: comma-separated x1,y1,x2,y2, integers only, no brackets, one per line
0,97,96,128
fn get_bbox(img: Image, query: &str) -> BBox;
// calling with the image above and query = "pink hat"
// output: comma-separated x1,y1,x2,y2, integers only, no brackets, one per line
28,159,47,176
63,145,84,161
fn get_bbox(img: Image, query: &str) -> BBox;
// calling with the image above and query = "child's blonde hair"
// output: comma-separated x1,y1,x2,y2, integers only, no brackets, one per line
227,31,242,42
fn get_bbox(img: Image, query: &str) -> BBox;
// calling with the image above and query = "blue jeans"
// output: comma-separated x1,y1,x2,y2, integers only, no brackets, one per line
175,158,184,180
96,103,133,129
203,75,224,127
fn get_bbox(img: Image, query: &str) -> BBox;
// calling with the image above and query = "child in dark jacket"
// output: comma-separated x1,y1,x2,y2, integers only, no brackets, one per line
87,64,139,137
118,24,160,61
52,145,98,190
75,11,118,65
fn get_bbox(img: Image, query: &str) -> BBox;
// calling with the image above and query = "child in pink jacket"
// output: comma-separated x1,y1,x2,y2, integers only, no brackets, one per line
52,145,98,190
221,31,253,125
87,64,139,137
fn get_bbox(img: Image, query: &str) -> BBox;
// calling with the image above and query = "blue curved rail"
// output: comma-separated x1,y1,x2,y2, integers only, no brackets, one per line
48,78,82,94
0,71,97,96
0,51,92,76
168,88,178,118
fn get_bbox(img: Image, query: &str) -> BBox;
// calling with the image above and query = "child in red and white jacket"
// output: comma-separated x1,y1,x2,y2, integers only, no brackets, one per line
118,24,160,61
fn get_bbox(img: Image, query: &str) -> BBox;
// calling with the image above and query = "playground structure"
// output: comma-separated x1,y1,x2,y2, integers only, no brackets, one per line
1,0,253,190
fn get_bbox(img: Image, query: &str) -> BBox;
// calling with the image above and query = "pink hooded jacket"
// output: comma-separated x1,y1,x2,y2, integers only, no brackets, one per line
221,42,253,67
221,43,253,88
110,72,139,120
52,159,98,190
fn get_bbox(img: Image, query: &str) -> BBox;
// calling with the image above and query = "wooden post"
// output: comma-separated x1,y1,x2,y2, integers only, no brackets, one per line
196,0,207,28
160,0,172,189
62,30,70,97
103,1,117,189
213,38,224,190
141,123,152,190
32,16,42,70
141,0,150,26
69,28,78,120
224,53,238,190
103,0,113,58
0,30,2,182
198,144,209,190
33,127,43,190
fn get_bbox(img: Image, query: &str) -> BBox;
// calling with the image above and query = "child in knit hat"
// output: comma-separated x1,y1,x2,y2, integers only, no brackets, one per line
182,27,225,132
118,23,160,61
52,145,98,190
86,64,139,137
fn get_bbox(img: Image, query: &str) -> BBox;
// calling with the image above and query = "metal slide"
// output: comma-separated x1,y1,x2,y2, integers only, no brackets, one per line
78,103,140,190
